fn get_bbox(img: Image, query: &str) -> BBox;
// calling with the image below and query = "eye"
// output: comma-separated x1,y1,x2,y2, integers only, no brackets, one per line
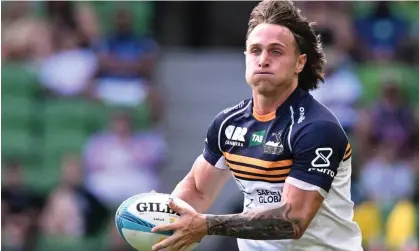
251,48,261,55
271,49,281,56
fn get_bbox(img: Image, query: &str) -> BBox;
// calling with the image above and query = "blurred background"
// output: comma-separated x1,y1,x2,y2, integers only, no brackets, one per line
1,1,419,251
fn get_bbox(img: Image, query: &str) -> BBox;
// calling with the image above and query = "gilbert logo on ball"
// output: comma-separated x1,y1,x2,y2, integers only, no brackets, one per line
115,192,198,251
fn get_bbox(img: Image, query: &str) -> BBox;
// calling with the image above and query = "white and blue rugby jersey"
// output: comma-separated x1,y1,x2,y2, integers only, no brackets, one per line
203,87,363,251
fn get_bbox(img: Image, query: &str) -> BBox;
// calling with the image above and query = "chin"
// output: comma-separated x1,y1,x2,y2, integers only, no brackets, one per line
252,82,277,95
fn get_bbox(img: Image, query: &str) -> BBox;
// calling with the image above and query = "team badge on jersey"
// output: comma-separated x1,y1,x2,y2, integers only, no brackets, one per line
263,131,283,155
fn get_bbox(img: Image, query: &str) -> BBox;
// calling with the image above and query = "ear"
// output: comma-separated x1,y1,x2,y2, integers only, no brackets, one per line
295,54,307,74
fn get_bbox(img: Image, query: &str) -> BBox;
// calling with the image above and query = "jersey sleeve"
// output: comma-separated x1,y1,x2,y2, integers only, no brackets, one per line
287,121,347,195
202,116,224,167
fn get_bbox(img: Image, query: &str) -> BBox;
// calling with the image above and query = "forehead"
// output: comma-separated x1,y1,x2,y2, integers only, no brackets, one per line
247,23,296,48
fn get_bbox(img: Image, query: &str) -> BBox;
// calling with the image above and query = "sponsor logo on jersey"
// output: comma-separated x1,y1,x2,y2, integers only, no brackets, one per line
311,147,333,167
223,101,245,114
264,131,283,155
225,125,247,147
256,189,282,204
298,107,305,124
308,167,335,178
249,130,266,147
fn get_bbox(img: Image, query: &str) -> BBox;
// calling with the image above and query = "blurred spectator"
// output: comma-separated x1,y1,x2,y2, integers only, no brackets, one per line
359,141,415,211
354,1,409,61
355,82,416,163
37,2,99,97
46,1,99,48
310,44,362,134
411,149,419,205
297,1,355,53
107,221,134,251
2,160,44,251
83,111,166,209
385,200,418,251
1,2,52,62
39,154,108,238
91,9,159,107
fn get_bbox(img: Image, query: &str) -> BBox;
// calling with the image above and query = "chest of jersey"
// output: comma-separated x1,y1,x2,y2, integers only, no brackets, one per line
221,114,294,209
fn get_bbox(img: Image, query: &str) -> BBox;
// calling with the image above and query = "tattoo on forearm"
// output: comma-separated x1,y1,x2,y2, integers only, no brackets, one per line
205,203,302,240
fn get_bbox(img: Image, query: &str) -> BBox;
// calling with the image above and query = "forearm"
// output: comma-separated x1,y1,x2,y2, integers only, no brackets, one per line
171,175,213,213
205,202,304,240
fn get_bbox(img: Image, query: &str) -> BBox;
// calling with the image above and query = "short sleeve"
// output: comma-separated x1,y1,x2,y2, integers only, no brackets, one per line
288,121,347,194
202,117,223,167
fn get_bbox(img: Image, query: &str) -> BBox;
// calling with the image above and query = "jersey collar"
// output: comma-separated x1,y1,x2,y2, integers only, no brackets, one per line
248,87,304,122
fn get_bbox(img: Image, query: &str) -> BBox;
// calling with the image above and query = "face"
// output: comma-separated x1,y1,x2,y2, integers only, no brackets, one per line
112,114,131,135
5,166,21,187
116,10,132,33
245,23,306,96
61,156,82,186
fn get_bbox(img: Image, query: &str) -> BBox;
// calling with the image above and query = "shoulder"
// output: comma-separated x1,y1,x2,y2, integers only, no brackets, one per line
293,93,345,134
290,94,348,152
211,97,252,126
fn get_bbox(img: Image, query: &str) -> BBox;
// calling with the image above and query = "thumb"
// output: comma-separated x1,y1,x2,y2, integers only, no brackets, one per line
168,198,187,215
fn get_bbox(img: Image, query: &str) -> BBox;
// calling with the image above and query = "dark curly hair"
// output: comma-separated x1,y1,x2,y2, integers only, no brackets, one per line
247,0,326,91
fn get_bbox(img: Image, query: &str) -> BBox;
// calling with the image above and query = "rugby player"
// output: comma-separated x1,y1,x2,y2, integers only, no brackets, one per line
152,1,363,250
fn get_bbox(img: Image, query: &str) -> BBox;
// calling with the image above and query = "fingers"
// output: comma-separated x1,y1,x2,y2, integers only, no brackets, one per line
152,222,181,233
152,235,175,251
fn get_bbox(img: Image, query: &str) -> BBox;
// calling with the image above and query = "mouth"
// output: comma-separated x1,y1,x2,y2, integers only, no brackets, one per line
255,72,273,75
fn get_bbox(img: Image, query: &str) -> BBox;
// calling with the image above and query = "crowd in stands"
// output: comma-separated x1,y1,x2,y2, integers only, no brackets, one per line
2,1,162,250
2,1,419,251
301,2,419,250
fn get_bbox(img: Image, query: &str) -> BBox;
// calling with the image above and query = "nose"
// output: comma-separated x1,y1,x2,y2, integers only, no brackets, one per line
258,50,269,68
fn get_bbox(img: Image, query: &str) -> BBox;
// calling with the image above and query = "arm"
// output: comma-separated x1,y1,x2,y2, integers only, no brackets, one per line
171,155,231,213
205,182,323,240
98,53,153,76
171,109,232,213
97,38,157,77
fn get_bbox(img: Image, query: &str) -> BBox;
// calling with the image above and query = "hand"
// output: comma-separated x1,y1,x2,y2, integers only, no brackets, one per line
151,198,207,251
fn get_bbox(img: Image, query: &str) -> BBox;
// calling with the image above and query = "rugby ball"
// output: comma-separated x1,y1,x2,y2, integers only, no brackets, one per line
115,192,199,251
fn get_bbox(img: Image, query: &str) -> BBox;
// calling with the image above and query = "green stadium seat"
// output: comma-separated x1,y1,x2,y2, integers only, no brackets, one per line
2,129,33,160
1,63,38,98
132,103,151,129
35,129,88,191
356,62,419,106
89,1,154,35
35,235,99,251
2,95,34,131
86,102,151,133
35,230,107,251
352,2,419,21
43,129,87,162
42,99,95,131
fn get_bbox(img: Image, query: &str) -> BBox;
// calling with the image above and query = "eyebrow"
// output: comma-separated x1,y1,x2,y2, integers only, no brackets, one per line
247,43,287,49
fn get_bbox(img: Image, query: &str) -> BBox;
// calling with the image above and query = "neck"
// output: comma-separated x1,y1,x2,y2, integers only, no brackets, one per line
253,80,298,116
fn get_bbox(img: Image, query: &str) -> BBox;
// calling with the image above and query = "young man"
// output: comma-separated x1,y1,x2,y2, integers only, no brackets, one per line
152,1,363,250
